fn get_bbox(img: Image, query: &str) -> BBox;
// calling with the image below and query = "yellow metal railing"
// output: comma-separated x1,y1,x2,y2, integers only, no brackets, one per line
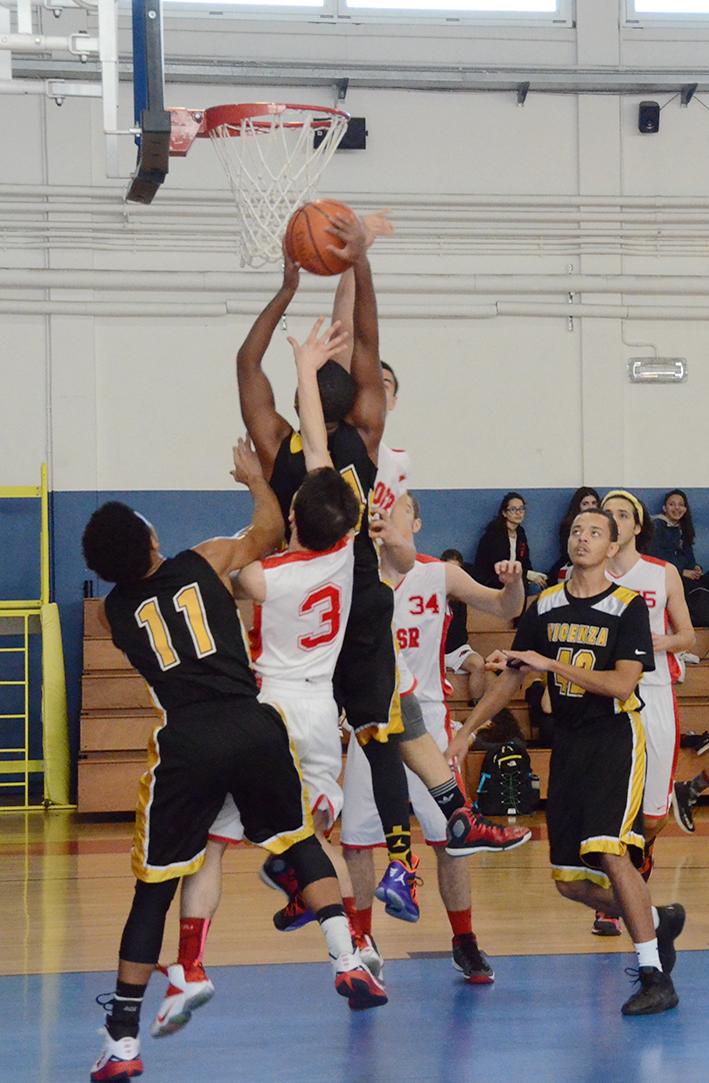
0,465,59,810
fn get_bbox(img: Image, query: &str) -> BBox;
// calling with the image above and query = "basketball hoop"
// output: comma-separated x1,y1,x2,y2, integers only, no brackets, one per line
198,103,350,268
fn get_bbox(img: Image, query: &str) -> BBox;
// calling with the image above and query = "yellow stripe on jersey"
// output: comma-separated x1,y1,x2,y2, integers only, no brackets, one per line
290,431,304,454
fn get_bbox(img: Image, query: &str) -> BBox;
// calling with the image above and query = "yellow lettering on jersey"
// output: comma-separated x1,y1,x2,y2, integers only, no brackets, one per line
136,598,179,671
548,622,606,647
554,647,596,697
597,628,608,647
175,583,217,658
339,464,365,531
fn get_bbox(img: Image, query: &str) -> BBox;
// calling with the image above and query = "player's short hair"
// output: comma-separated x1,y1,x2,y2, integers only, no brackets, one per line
381,361,399,395
293,468,360,552
572,508,619,543
316,360,357,423
440,548,464,564
82,501,154,584
407,492,421,519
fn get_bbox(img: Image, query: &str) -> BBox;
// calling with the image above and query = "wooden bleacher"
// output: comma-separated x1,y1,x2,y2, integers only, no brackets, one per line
78,597,709,814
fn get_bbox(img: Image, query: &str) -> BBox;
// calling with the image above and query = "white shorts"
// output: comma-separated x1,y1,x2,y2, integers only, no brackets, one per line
639,682,680,821
209,681,343,844
444,644,478,674
341,700,452,848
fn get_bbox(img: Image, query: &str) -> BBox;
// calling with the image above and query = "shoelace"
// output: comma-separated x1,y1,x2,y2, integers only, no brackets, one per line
624,966,641,985
95,992,114,1014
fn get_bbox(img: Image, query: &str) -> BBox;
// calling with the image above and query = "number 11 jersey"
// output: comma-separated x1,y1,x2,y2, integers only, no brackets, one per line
249,536,354,689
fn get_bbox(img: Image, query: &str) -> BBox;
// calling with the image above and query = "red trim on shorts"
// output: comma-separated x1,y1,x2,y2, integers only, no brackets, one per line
669,684,681,801
312,794,336,830
207,834,244,846
262,536,351,569
341,842,387,851
400,677,418,697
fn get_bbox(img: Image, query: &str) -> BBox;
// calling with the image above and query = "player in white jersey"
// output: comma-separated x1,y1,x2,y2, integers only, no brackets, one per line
590,490,695,936
342,493,531,982
150,319,390,1033
602,494,695,835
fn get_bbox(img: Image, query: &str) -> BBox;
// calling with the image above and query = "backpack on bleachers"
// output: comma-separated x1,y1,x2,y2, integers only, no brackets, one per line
476,739,538,816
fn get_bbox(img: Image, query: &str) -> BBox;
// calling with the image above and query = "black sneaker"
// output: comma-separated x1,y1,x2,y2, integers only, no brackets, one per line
656,903,686,974
671,782,697,834
621,967,678,1016
451,934,495,984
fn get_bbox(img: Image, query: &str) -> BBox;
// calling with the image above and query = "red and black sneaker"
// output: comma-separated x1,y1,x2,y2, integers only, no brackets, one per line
445,805,531,857
334,952,388,1011
90,1029,143,1081
272,893,316,932
452,934,495,984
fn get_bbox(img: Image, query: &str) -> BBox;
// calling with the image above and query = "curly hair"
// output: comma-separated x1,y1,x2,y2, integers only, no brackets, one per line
82,502,154,584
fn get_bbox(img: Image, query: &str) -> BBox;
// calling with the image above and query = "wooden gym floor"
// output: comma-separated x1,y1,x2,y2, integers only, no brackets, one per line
1,807,708,1082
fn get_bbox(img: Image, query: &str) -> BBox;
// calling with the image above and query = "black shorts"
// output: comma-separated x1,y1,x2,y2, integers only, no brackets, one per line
334,568,403,744
132,697,313,882
547,711,646,889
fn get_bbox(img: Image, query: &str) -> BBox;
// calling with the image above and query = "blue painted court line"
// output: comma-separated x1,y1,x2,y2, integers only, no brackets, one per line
2,951,707,1083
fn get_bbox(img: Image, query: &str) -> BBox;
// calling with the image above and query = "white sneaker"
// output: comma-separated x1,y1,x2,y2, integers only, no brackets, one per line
90,1027,143,1081
150,962,215,1038
683,652,701,665
354,933,384,980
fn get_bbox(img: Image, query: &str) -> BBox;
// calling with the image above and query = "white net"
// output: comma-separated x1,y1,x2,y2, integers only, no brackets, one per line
206,105,350,268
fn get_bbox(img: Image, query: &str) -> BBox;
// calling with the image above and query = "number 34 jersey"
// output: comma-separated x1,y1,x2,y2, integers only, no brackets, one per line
104,549,259,710
393,555,450,705
249,536,355,688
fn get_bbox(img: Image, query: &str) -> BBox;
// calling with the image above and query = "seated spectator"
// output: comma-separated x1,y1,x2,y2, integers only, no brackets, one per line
473,492,547,595
649,489,703,587
440,548,490,704
548,486,600,582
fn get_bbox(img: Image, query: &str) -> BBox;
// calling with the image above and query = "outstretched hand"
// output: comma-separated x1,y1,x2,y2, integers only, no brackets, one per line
287,317,350,374
368,507,405,548
326,213,368,265
231,437,264,487
363,209,394,248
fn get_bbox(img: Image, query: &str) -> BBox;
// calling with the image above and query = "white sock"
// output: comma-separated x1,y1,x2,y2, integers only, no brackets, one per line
320,914,354,963
634,938,661,971
651,906,660,930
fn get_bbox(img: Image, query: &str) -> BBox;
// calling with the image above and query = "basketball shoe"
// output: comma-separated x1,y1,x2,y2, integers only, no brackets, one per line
259,854,299,897
333,951,388,1011
621,968,678,1016
452,934,495,984
445,806,531,856
672,781,698,834
272,893,317,932
592,912,622,937
374,855,421,922
352,931,384,980
656,903,686,974
90,1028,143,1081
150,962,215,1038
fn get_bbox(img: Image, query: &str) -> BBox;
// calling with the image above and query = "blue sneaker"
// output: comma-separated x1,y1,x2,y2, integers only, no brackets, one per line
374,856,421,923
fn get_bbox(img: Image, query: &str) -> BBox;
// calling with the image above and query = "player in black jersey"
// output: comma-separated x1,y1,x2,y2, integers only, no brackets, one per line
447,509,685,1017
236,215,421,896
83,441,386,1083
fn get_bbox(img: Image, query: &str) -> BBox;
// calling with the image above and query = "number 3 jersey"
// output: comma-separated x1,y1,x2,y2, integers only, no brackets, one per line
512,582,655,727
393,555,450,705
249,536,354,689
104,549,258,710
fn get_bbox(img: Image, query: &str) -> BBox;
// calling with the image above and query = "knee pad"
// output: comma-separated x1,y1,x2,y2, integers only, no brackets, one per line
285,836,336,891
119,878,179,965
399,691,427,742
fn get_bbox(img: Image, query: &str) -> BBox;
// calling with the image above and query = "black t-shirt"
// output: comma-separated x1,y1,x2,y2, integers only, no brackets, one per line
445,599,468,653
512,581,654,728
104,549,257,711
269,422,379,575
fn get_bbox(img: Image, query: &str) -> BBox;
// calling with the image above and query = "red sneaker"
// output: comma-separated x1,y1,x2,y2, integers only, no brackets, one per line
150,962,215,1038
259,854,299,898
272,893,316,932
445,806,531,857
334,952,388,1011
90,1029,143,1081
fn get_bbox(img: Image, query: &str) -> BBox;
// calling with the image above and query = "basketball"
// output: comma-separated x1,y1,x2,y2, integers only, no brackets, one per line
284,199,357,276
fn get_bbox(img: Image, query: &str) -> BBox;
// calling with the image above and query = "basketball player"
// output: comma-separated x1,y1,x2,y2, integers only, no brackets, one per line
447,508,685,1016
84,441,386,1082
150,319,388,1030
589,490,695,935
235,215,504,926
342,493,530,980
